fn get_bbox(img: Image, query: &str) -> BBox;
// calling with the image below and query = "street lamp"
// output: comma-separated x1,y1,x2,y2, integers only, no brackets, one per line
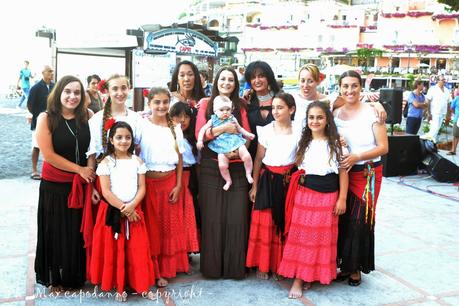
35,26,57,76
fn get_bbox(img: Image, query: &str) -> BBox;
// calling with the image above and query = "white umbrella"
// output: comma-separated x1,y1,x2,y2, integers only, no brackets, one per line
322,64,359,75
418,63,430,68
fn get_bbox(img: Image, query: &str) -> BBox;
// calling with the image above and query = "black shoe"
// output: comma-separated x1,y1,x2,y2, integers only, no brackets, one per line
335,272,351,282
348,275,361,286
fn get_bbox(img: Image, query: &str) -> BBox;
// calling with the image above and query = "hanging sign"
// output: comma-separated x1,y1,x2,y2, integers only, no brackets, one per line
144,28,218,57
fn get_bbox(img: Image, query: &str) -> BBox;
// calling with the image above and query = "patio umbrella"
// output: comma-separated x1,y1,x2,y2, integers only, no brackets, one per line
322,64,358,75
418,63,430,68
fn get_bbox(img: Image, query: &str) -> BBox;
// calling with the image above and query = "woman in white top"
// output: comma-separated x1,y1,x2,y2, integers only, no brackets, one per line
139,87,187,288
87,74,142,161
278,101,348,299
293,64,386,131
246,92,298,281
333,70,388,287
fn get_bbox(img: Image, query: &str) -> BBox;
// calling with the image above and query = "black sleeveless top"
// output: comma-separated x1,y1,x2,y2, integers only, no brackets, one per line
247,100,275,158
52,117,90,166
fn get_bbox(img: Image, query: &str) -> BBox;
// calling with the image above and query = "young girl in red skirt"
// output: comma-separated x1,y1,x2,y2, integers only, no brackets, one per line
90,121,156,302
170,102,200,254
139,87,188,288
246,92,298,280
278,101,349,299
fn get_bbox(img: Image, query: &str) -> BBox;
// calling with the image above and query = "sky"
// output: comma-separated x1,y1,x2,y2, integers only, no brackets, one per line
0,0,191,93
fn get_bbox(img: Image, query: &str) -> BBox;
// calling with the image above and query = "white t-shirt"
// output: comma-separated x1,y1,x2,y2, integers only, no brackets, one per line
256,122,298,166
96,155,146,203
334,105,380,164
138,119,185,172
298,139,339,175
87,109,142,157
426,85,451,115
182,138,197,167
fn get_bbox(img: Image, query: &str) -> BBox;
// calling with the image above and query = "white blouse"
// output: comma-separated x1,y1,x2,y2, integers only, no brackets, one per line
334,105,380,164
96,155,146,203
299,139,339,175
182,138,197,167
87,109,142,157
256,122,298,166
138,119,185,172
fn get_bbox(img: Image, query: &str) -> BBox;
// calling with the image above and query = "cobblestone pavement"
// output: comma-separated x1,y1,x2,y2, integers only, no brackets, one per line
0,98,42,179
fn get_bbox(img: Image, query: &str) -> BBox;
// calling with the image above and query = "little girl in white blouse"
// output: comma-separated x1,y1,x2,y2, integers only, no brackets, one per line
90,121,155,302
139,87,188,288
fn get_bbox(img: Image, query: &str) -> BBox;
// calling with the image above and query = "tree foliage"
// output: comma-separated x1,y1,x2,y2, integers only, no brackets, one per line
438,0,459,12
357,48,384,71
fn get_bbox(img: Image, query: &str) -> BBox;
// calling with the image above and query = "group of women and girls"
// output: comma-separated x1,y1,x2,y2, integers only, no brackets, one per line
34,59,388,301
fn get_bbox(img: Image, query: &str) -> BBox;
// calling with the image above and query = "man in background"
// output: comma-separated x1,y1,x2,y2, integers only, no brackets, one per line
422,75,451,143
27,65,54,180
17,60,34,108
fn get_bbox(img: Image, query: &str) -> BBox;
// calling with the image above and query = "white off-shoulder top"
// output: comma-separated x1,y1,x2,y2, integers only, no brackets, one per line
96,155,146,203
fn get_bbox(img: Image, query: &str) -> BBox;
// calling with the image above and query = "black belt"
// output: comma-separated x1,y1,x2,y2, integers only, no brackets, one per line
299,173,339,193
350,161,381,172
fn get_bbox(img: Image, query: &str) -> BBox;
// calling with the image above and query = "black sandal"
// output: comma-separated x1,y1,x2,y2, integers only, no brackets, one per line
348,272,361,286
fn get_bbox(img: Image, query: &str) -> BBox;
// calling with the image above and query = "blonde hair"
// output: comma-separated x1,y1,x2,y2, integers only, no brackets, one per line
101,74,130,151
298,63,321,83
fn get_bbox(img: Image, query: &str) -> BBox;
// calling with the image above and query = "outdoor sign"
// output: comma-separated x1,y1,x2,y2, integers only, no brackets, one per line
144,28,218,57
132,48,176,88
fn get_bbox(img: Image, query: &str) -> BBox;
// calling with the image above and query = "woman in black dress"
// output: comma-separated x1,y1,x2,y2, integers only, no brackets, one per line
244,61,281,157
35,75,96,291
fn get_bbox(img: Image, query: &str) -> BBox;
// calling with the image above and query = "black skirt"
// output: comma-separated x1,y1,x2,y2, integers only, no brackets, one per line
35,180,86,288
198,158,250,279
337,190,375,274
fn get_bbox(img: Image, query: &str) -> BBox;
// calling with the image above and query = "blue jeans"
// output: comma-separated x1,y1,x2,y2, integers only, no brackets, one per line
405,117,422,135
18,87,30,107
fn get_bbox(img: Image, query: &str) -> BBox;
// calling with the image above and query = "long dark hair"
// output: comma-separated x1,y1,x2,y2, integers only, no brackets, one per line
244,61,280,106
205,66,243,123
295,101,341,166
105,121,135,159
170,101,198,155
169,60,205,102
47,75,88,132
273,92,296,120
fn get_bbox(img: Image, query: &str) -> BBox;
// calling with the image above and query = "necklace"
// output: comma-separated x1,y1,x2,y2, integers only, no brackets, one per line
65,120,80,165
257,91,274,102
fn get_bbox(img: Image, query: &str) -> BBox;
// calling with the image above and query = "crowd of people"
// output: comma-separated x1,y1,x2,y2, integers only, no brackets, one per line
31,60,393,301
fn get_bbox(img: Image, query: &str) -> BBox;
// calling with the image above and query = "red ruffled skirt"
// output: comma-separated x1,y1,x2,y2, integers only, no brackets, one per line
143,173,189,278
278,186,339,284
182,170,200,252
90,201,155,293
246,207,283,273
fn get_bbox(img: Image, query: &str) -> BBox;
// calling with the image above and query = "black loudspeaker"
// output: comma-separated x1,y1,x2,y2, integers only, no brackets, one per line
379,88,403,124
382,135,422,177
422,152,459,183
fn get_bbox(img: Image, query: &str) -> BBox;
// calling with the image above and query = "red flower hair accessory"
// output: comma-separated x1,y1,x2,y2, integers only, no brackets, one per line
319,72,326,82
98,79,108,94
104,118,116,132
143,88,150,98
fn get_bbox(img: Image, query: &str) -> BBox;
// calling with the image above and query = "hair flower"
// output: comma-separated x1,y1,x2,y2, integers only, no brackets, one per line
104,117,116,131
98,79,108,94
143,88,150,98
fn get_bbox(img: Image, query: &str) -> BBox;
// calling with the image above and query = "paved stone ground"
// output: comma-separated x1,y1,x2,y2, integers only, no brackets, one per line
1,97,458,305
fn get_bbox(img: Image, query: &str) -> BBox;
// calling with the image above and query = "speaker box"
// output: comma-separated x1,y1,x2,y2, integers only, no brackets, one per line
379,88,403,124
422,152,459,183
382,135,422,177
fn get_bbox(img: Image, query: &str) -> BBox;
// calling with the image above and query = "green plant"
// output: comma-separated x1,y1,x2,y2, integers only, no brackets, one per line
422,122,430,133
387,124,404,134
